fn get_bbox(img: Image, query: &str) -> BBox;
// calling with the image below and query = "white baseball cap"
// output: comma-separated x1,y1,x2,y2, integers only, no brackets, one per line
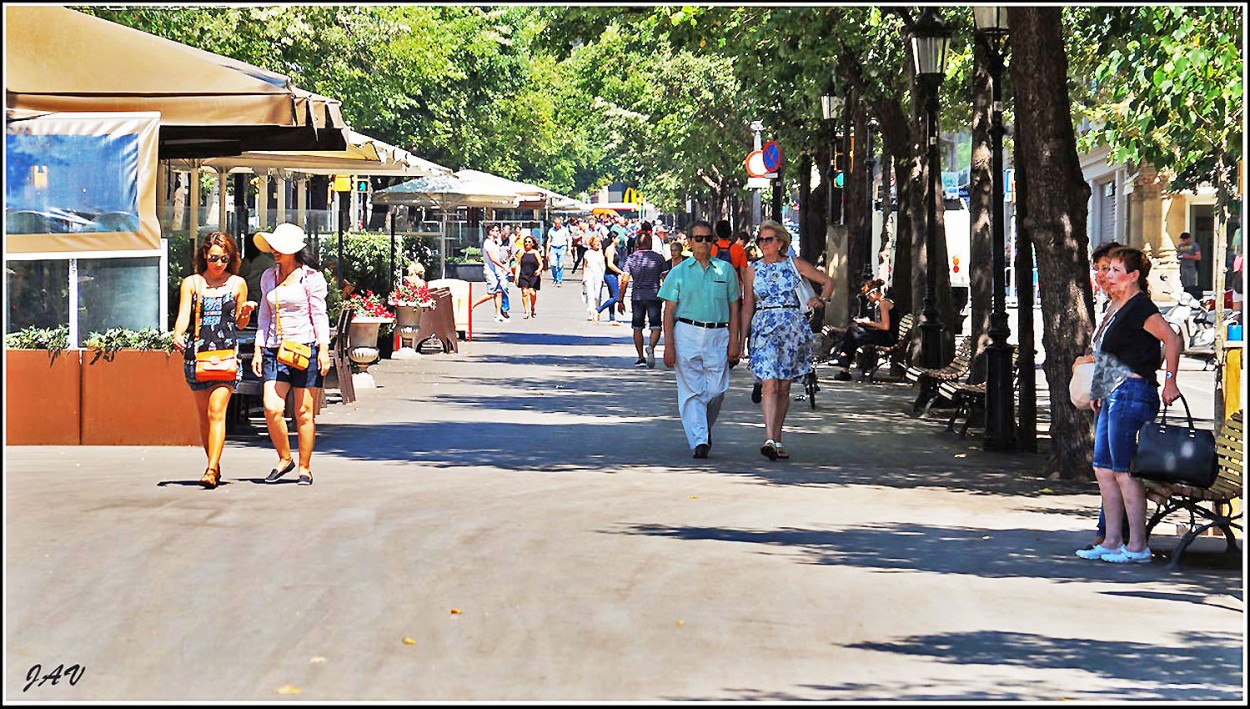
253,222,307,254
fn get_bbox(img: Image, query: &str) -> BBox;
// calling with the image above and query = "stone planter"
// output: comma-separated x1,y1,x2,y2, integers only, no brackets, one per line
5,349,82,445
392,303,429,359
347,317,394,389
448,262,485,282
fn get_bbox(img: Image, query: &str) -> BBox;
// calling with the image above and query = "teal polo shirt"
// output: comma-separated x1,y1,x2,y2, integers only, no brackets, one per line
656,256,740,324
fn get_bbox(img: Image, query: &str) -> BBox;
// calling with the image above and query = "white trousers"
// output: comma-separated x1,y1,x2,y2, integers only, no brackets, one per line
673,321,731,449
582,276,603,312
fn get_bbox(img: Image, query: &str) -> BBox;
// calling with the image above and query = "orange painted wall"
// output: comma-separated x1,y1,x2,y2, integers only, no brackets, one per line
5,349,83,445
80,350,201,446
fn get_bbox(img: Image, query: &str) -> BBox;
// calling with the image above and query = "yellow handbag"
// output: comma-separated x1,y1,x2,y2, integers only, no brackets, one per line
193,279,238,382
273,269,312,370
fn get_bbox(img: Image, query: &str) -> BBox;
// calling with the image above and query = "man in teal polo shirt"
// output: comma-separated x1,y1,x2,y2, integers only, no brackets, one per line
658,219,742,458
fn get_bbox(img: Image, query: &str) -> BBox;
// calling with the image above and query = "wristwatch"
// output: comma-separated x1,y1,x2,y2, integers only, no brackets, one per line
1164,371,1175,380
820,296,832,303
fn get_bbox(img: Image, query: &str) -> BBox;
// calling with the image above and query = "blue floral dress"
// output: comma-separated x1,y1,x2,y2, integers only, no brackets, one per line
749,259,813,381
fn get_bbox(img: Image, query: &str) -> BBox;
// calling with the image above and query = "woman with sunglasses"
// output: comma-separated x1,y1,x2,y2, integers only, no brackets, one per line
171,231,257,488
740,220,834,460
515,235,545,319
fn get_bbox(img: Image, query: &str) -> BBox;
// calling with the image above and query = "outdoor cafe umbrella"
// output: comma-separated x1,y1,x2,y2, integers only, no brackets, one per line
5,6,350,158
374,170,525,279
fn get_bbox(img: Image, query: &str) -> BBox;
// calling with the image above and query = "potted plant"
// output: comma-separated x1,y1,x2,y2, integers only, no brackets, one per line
343,290,394,389
79,327,202,445
388,281,435,359
4,325,82,445
446,246,485,282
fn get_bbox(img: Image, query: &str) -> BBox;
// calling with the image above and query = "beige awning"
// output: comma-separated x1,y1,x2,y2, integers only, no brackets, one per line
175,130,452,177
4,6,349,157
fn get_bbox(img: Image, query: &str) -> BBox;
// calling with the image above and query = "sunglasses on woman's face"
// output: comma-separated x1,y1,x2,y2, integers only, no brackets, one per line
757,237,776,243
206,255,230,264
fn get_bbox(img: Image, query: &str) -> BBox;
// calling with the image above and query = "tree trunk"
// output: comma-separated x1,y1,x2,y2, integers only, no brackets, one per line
846,97,870,290
877,150,895,283
806,143,831,264
798,152,813,261
968,33,994,383
1010,7,1096,479
1014,132,1038,453
890,145,914,322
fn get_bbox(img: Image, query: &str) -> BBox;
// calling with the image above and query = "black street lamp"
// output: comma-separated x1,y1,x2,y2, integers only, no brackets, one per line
974,7,1016,451
821,89,845,226
910,8,950,369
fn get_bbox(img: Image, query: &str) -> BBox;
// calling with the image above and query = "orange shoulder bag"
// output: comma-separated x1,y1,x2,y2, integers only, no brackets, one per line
193,277,240,382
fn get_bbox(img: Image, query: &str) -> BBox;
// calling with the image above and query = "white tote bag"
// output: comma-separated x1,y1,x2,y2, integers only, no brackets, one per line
789,257,816,315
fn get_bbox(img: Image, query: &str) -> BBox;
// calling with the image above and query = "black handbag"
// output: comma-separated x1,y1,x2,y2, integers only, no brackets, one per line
1129,393,1218,488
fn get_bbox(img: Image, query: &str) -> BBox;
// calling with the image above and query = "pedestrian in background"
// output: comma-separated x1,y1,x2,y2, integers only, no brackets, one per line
658,220,742,459
515,234,544,319
1080,246,1182,563
596,227,626,323
472,226,509,322
546,217,570,286
252,223,331,487
620,230,667,368
581,234,607,320
1175,231,1203,300
740,220,833,460
831,278,895,382
171,231,256,489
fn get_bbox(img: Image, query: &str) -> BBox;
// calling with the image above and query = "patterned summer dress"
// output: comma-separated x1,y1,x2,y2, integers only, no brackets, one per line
749,259,813,381
183,275,242,390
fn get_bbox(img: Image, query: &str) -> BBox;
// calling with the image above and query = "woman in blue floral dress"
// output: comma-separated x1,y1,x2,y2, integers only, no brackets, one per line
741,220,835,460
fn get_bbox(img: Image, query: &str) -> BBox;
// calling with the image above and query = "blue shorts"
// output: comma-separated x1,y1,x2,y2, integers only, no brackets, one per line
261,345,325,389
631,299,663,330
1092,377,1160,473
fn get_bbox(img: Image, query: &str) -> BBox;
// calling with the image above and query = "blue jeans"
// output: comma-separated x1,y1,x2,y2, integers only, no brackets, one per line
1092,377,1160,473
597,274,621,320
501,279,511,313
549,245,567,284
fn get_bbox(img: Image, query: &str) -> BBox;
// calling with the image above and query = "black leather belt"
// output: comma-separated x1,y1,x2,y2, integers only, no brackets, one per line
677,317,729,329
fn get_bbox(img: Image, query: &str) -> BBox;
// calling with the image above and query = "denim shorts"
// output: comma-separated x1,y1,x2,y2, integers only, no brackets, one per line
631,298,663,330
261,345,324,389
1092,376,1160,473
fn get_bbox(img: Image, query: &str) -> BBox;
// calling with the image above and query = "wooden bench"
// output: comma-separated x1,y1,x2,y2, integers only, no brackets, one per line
939,345,1018,438
1142,411,1243,570
856,313,915,383
905,335,973,416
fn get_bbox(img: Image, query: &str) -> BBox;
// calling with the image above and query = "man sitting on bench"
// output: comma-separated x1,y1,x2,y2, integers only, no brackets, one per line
832,278,896,381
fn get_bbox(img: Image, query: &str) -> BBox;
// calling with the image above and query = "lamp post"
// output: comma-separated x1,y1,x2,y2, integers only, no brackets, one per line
750,120,764,231
821,90,844,225
863,118,878,281
911,8,951,369
974,7,1016,451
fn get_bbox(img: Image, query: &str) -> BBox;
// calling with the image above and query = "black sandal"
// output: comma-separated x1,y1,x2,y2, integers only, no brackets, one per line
298,472,313,486
200,467,220,489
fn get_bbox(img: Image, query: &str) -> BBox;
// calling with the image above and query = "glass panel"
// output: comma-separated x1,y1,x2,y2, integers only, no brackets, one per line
77,257,160,346
4,259,70,333
5,132,140,234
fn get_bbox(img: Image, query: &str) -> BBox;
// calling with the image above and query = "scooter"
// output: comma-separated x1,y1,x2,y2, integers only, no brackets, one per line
1160,285,1216,356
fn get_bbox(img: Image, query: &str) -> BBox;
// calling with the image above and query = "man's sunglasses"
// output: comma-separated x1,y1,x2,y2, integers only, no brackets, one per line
206,255,231,264
689,235,714,243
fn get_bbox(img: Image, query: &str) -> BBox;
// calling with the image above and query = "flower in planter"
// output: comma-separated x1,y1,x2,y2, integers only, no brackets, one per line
388,281,436,309
345,290,394,319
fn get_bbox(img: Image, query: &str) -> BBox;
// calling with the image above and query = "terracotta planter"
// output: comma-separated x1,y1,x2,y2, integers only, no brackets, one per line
80,350,202,446
5,349,82,445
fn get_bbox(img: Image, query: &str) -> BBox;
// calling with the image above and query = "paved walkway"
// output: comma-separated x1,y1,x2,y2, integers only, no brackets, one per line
5,278,1243,701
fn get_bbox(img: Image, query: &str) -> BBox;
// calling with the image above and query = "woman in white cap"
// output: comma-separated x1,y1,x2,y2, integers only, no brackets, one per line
251,223,331,486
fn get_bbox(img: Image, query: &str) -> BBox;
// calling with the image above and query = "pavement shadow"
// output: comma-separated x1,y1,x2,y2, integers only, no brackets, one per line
662,629,1241,701
608,521,1243,597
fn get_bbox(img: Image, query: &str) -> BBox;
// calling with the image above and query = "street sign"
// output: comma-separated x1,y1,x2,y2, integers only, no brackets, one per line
332,174,352,192
761,140,782,172
745,150,768,178
1004,168,1014,203
745,177,771,190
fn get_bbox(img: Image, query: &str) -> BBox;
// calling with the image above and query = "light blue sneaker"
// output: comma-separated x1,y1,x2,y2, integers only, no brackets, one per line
1075,544,1121,560
1101,547,1152,563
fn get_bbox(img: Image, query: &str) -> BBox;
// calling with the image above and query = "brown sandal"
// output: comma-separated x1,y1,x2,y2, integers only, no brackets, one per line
200,467,221,489
775,443,790,460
